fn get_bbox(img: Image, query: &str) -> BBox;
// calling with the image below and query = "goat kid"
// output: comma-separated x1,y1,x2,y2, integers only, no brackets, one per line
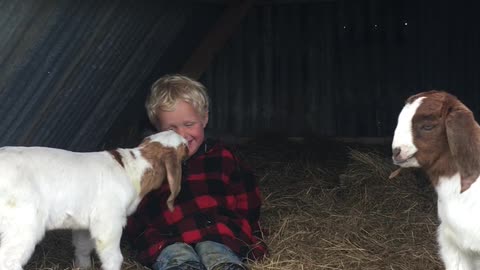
392,90,480,270
0,130,188,270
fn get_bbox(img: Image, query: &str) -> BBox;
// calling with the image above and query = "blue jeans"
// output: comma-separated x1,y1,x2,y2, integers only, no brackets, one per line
152,241,245,270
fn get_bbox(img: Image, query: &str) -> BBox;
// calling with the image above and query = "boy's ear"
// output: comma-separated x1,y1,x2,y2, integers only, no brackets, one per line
203,111,209,128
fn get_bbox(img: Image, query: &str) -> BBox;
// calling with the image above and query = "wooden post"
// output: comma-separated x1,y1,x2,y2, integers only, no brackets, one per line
181,0,254,79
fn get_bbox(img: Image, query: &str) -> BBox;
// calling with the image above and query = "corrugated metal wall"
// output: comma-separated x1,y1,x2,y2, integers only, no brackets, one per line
202,0,480,138
2,0,479,147
0,0,222,150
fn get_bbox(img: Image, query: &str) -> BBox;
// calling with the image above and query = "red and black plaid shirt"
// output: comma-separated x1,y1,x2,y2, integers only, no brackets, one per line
126,139,267,266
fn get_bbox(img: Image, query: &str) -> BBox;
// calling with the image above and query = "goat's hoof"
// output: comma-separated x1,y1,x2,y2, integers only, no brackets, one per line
74,257,92,269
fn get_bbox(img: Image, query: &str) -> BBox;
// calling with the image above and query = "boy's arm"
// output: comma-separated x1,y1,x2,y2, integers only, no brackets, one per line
229,156,269,259
230,157,263,234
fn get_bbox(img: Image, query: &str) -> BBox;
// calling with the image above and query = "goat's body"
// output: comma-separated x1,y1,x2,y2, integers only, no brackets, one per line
0,147,138,229
0,130,188,270
392,91,480,270
0,147,140,270
437,174,480,269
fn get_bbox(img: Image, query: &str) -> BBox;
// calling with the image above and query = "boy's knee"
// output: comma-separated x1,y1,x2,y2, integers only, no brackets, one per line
162,242,196,255
194,241,245,270
154,243,202,270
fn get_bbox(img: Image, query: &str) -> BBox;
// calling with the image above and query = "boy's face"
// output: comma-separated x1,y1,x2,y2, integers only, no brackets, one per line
155,100,208,157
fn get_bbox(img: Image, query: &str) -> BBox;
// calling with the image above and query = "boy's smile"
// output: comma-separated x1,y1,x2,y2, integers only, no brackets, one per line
155,100,208,157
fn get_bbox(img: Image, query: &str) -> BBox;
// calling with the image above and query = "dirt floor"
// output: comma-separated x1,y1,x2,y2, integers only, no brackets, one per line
24,137,443,270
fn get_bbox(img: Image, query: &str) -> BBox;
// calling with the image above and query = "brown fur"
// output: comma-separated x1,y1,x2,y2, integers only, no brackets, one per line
407,90,480,192
139,141,188,199
108,149,124,168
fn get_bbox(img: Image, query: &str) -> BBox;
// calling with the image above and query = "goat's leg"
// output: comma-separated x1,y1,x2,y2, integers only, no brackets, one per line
72,230,94,268
0,220,44,270
90,220,123,270
472,258,480,270
438,224,473,270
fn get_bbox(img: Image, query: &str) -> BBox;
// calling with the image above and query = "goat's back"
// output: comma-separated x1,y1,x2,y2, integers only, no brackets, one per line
0,146,134,230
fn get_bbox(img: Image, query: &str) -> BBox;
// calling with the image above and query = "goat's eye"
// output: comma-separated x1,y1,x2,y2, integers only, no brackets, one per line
421,124,435,131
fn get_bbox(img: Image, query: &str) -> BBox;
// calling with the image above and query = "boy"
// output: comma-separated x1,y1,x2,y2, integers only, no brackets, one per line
126,75,267,270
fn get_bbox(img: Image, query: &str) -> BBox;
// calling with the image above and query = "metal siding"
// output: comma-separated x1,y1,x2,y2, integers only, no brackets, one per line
203,0,480,138
0,0,222,150
3,0,480,145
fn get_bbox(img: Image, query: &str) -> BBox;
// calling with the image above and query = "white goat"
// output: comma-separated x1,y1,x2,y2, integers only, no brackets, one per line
0,130,188,270
392,90,480,269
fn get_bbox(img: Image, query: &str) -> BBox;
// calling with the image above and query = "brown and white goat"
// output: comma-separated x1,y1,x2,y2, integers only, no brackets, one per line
392,90,480,269
0,130,188,270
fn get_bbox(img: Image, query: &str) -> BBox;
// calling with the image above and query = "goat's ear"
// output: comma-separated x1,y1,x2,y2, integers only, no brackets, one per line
164,147,184,212
445,97,480,192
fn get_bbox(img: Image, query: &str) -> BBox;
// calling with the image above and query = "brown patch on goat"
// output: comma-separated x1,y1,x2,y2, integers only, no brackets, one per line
108,149,124,168
139,141,188,208
140,137,151,147
406,90,439,104
409,91,480,192
409,91,453,186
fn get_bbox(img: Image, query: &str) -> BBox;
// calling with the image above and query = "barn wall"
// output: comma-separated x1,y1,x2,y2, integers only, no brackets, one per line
0,0,223,150
3,0,479,148
202,0,480,138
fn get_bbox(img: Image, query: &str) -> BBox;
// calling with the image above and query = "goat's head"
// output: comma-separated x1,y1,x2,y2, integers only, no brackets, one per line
392,90,480,192
139,130,188,210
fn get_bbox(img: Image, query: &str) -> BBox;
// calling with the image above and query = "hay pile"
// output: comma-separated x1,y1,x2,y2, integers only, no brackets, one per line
241,138,441,270
24,138,442,270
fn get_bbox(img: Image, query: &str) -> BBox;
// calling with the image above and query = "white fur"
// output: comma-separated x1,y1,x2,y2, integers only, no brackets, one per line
0,130,186,270
392,97,424,167
147,130,186,148
436,174,480,269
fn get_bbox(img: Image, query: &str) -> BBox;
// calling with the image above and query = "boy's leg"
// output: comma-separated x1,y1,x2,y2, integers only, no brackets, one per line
194,241,247,270
153,242,205,270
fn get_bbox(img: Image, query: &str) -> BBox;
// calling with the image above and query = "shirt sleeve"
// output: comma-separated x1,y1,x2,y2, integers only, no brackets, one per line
229,153,269,259
229,154,263,235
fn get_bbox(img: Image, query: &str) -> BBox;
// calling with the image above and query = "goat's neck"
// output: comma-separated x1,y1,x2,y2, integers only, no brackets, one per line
425,151,458,187
115,148,151,195
425,140,480,192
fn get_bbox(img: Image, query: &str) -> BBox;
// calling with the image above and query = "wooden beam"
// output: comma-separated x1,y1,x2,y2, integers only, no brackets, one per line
256,0,336,4
181,0,254,79
190,0,336,3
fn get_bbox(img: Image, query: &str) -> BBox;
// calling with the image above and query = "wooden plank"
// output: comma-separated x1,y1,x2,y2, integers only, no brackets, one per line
181,0,254,79
191,0,336,3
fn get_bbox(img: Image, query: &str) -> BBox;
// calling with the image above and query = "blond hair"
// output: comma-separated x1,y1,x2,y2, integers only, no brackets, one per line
146,74,209,125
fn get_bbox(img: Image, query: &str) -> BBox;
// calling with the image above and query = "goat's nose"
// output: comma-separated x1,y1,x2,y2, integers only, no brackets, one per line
392,147,401,159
